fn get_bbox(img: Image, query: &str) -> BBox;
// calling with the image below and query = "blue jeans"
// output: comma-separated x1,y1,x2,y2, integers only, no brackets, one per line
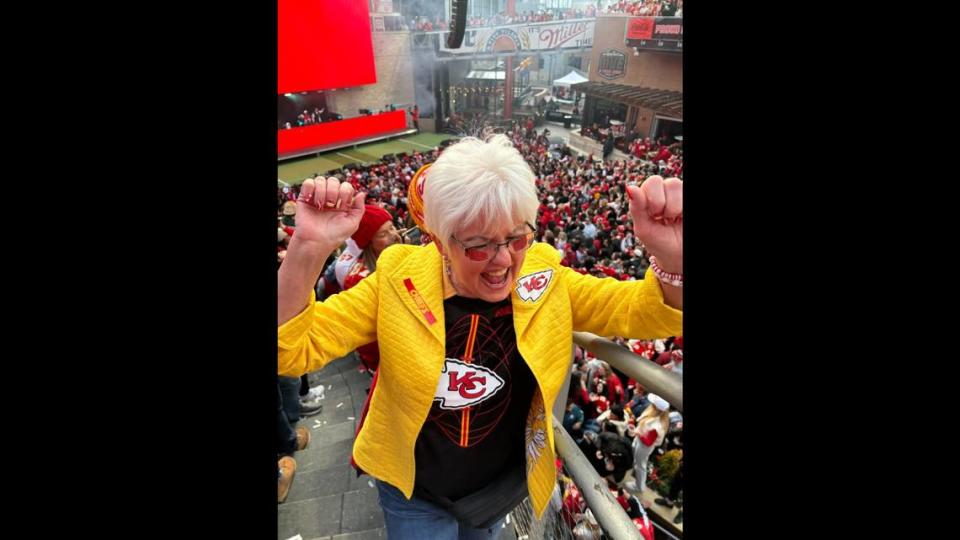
277,376,302,456
376,480,505,540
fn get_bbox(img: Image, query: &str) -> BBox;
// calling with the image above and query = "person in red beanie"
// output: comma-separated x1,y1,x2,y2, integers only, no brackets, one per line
343,204,402,372
343,204,400,288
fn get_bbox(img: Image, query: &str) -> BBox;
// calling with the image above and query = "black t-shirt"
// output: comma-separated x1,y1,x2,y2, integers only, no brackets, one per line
413,295,536,502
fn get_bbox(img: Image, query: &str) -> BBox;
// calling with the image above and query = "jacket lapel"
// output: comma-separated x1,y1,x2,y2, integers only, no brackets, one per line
511,244,558,340
385,243,446,346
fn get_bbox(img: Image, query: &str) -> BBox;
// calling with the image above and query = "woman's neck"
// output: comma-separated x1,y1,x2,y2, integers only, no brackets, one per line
442,263,458,299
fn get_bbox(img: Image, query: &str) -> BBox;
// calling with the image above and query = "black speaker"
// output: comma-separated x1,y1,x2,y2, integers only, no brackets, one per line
447,0,467,48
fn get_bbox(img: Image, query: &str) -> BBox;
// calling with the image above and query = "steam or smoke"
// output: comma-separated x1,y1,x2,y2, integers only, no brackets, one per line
412,47,437,117
403,0,445,22
404,0,448,118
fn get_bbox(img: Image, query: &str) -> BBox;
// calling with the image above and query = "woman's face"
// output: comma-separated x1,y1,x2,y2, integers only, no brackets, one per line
443,220,532,302
371,221,401,257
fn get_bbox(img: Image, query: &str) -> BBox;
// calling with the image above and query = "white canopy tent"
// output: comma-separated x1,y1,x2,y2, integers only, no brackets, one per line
552,69,588,87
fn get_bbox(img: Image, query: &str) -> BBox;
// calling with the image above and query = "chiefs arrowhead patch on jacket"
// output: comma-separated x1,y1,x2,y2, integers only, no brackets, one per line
515,269,553,302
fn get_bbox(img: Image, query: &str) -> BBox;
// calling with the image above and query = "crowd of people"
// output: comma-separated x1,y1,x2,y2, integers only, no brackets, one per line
579,120,682,167
277,119,682,533
277,146,443,267
606,0,683,17
404,0,685,32
407,0,685,30
511,124,683,282
560,336,684,534
280,119,683,287
279,107,341,130
280,105,414,131
297,107,326,126
410,6,598,33
467,6,597,27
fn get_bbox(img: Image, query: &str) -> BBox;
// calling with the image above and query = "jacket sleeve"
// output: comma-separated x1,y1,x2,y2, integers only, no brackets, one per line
278,269,379,377
564,265,682,339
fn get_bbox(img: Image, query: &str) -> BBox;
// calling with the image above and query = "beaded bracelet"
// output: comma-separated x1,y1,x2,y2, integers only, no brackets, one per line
650,256,682,288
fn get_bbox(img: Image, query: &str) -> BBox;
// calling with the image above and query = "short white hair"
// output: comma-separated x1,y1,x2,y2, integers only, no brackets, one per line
424,134,539,245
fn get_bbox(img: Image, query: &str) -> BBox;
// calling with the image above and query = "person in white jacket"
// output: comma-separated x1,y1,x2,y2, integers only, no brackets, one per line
628,393,671,493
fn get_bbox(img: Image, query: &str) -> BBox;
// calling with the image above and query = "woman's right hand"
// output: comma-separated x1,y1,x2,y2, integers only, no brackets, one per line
293,177,367,247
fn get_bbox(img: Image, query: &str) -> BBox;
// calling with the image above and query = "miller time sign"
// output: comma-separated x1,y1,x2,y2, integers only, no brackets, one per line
598,49,627,79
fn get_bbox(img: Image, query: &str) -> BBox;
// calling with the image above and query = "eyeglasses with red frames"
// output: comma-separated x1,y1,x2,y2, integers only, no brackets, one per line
451,222,537,262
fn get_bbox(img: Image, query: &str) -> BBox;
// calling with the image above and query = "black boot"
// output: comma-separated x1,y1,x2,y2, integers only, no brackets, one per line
655,497,674,508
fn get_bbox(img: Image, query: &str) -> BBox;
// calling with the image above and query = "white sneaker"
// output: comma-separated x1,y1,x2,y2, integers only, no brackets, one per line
304,385,325,401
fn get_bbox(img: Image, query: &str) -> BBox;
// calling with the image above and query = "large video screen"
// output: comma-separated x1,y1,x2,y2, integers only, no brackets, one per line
278,0,377,94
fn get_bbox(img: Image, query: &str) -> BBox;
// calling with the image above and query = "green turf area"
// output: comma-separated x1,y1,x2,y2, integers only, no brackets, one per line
278,132,457,184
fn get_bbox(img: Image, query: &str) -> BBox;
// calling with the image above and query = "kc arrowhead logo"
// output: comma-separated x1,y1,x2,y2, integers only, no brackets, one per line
434,358,505,410
516,269,553,302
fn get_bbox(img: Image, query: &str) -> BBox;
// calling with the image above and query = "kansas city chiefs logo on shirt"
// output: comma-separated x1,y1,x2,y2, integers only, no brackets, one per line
515,269,553,302
434,358,505,410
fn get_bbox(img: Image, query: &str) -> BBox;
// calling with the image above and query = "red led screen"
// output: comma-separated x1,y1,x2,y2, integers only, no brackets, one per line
278,0,377,94
278,111,407,156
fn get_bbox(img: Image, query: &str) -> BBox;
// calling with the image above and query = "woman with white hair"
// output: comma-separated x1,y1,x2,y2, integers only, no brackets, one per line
277,134,682,539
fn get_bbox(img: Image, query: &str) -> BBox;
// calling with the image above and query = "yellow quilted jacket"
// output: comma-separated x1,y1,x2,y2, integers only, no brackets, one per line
278,242,682,517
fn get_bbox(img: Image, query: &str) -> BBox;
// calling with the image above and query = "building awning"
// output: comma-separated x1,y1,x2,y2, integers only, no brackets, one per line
465,70,506,80
572,81,682,119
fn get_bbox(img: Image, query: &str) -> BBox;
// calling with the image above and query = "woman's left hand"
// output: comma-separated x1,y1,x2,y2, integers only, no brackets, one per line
626,176,682,273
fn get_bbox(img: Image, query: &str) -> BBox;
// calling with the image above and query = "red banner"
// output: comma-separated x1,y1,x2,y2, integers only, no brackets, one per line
625,16,682,52
626,17,654,40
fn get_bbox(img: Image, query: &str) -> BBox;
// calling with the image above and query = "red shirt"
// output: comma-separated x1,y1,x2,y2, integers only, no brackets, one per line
540,208,555,227
606,373,625,404
654,351,673,366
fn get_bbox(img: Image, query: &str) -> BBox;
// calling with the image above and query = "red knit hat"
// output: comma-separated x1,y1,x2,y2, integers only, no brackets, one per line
352,205,393,249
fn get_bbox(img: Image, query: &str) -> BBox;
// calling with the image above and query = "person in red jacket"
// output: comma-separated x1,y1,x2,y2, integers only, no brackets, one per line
654,145,672,164
409,105,420,133
601,363,626,406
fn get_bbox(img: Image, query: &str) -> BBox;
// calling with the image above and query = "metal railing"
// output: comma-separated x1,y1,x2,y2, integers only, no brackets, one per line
552,417,643,540
573,332,682,412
